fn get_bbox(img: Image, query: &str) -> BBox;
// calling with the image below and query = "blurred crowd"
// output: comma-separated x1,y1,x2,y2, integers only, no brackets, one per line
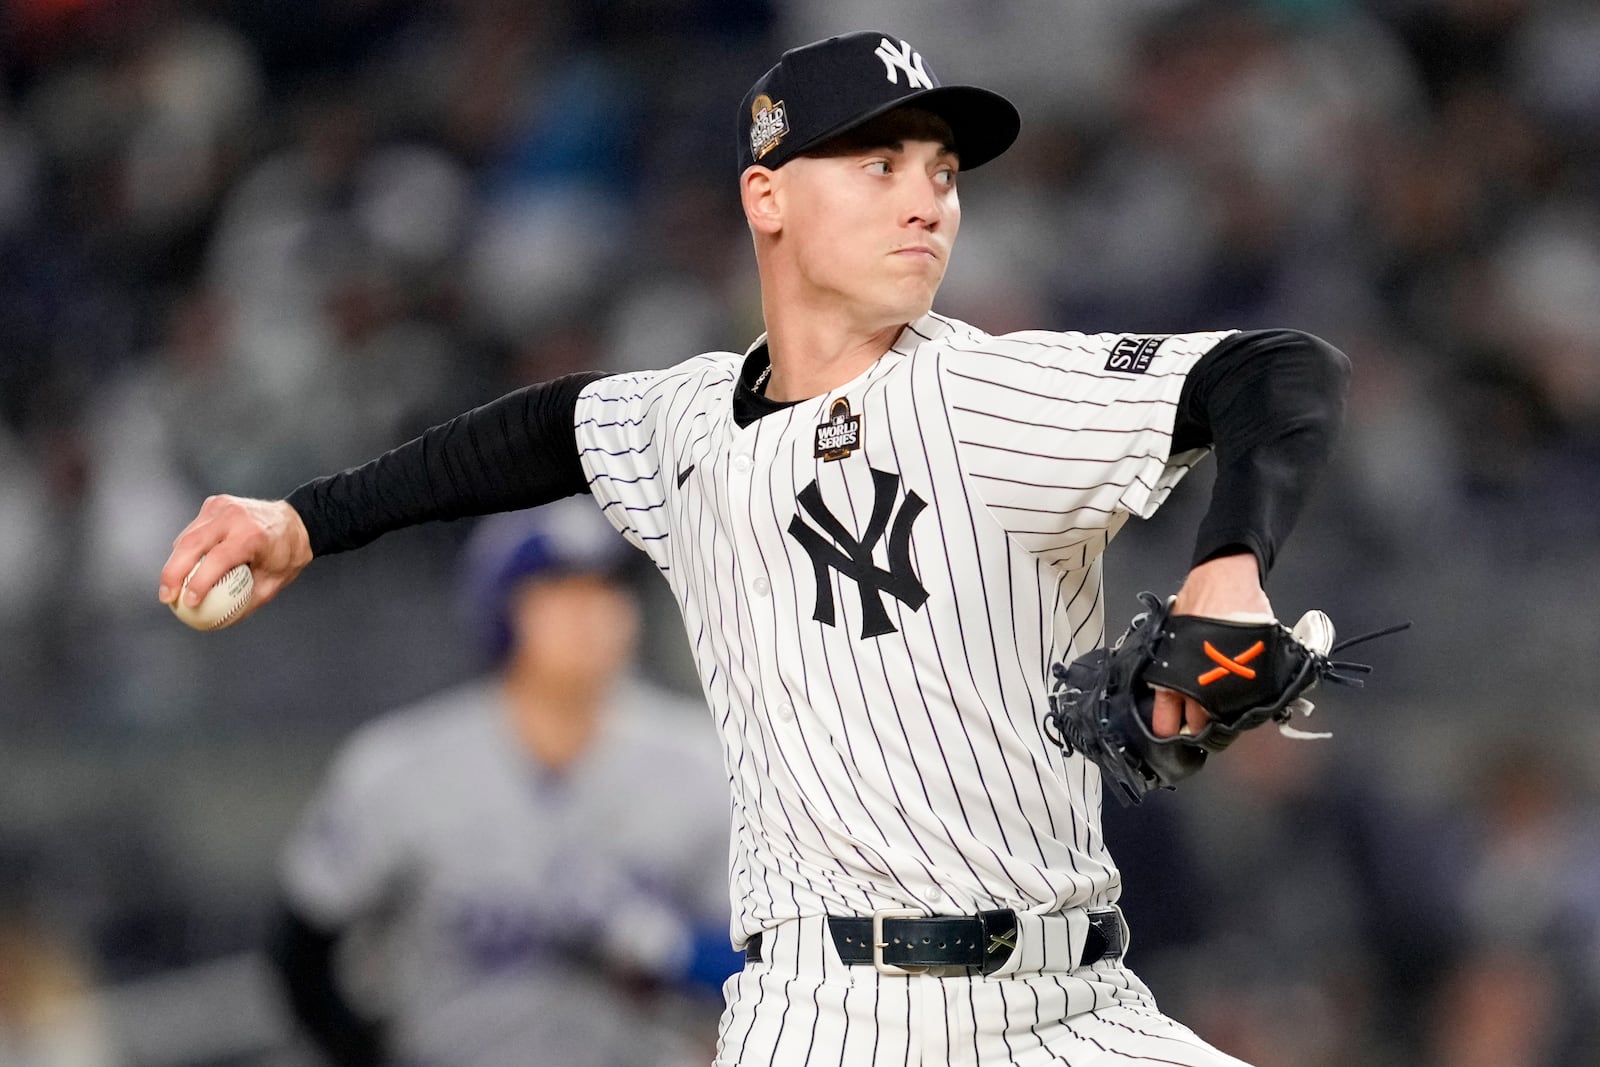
2,0,1599,1064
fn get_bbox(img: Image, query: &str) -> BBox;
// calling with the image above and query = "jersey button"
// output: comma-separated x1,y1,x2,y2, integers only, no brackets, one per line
776,703,795,722
752,576,770,596
733,454,752,473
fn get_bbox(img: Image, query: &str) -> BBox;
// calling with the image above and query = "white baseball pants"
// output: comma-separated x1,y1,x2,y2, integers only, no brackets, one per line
716,914,1251,1066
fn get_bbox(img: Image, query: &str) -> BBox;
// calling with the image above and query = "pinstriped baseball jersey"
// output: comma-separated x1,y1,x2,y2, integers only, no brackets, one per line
574,312,1228,945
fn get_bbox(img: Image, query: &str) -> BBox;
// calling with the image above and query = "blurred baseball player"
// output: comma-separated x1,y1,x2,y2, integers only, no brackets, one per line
164,32,1350,1065
267,499,736,1067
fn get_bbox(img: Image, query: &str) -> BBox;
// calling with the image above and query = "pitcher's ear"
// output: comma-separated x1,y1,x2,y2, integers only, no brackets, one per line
741,166,782,235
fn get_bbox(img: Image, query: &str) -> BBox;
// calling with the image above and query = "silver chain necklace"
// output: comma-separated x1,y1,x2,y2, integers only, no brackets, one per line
752,363,772,395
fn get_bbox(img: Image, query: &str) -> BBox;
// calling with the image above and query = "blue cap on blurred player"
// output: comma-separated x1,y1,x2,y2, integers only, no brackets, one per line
459,499,634,662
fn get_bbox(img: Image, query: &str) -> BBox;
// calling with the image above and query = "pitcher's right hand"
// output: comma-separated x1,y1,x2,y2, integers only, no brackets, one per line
158,496,314,623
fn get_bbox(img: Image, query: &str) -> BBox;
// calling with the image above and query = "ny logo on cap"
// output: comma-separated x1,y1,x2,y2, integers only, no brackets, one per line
874,38,933,90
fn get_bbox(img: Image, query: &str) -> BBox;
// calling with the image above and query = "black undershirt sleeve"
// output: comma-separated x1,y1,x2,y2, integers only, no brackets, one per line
285,372,608,557
1169,329,1350,577
265,898,386,1066
283,338,1343,573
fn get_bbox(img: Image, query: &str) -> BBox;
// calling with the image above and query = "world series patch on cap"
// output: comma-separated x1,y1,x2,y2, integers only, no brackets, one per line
736,32,1021,173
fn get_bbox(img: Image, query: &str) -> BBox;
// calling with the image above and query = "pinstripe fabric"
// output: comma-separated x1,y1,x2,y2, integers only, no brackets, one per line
573,313,1241,1064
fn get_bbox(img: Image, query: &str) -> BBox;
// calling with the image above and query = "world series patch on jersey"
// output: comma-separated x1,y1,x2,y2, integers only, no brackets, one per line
813,397,862,461
573,313,1230,945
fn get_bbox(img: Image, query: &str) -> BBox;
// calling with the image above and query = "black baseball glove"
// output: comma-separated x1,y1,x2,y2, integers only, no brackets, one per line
1043,592,1404,805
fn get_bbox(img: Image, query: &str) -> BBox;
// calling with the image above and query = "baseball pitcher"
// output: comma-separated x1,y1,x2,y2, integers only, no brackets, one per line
162,32,1377,1066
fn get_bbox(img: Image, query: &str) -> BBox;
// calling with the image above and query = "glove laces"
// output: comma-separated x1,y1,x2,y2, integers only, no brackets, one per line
1316,620,1414,689
1276,619,1411,740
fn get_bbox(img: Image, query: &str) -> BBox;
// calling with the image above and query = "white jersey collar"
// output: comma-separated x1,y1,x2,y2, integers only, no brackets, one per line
742,313,954,360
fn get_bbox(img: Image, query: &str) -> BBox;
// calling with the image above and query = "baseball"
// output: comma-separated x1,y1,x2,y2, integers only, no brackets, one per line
171,560,254,631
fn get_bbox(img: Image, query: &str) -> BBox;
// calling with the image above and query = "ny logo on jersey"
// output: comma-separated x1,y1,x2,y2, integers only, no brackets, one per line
874,38,933,90
787,468,929,639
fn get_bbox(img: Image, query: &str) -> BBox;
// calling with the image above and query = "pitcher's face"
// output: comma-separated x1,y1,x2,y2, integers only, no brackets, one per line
757,109,962,328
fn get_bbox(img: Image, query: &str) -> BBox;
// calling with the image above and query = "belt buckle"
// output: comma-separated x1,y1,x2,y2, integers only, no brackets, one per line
871,907,927,976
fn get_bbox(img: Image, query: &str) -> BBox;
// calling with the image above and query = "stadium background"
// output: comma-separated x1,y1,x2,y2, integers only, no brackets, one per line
2,0,1598,1063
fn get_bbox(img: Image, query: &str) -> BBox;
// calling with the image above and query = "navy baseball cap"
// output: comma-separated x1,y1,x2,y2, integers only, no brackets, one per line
459,500,634,661
737,32,1021,173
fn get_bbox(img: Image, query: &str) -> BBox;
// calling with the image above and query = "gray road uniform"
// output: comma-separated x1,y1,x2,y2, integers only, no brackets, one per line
278,678,730,1067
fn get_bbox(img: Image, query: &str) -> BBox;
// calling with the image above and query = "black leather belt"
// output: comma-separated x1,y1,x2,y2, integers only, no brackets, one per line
744,908,1123,976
